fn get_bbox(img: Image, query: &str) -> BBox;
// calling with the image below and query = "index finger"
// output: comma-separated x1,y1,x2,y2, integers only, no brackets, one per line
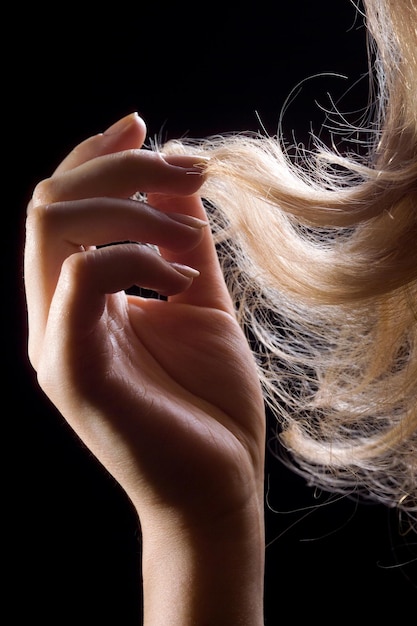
53,112,147,175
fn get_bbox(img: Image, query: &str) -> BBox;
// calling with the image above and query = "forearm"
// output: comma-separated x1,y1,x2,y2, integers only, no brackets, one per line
140,501,265,626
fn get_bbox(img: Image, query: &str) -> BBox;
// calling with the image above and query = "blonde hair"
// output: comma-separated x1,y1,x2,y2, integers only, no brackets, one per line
162,0,417,527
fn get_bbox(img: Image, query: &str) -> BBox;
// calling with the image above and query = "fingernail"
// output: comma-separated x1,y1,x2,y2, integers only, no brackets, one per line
162,155,210,172
103,112,140,136
166,212,208,228
187,157,210,172
170,262,200,278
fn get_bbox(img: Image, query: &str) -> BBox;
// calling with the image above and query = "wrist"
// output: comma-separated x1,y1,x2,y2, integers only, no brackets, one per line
140,499,265,626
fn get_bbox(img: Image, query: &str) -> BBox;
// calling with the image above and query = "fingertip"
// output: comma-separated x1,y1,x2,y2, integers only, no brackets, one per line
103,112,147,140
99,112,147,152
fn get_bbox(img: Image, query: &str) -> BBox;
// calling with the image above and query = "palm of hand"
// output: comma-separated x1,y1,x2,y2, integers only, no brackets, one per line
69,290,265,522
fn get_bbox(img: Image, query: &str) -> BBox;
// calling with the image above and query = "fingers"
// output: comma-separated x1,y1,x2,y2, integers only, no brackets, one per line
53,244,200,337
52,114,207,180
30,197,208,252
24,113,229,374
32,112,205,208
25,197,207,368
147,193,235,315
52,112,147,175
33,243,200,391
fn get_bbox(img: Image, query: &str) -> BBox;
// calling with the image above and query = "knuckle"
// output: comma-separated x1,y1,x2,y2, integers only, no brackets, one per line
25,202,50,235
26,200,64,239
61,250,88,280
32,177,55,206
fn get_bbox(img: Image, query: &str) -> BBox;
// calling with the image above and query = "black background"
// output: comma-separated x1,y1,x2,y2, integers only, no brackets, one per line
8,1,416,623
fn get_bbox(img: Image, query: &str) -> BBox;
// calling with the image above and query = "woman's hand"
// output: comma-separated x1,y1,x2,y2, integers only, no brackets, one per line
25,113,266,624
25,112,266,529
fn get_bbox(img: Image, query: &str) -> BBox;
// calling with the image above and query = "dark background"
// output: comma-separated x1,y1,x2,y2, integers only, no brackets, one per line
9,1,416,623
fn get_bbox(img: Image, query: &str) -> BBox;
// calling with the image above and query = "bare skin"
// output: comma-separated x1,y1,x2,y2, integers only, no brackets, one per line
25,113,266,625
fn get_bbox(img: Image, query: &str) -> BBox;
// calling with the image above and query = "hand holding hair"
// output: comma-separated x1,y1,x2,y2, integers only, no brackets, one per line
25,112,266,625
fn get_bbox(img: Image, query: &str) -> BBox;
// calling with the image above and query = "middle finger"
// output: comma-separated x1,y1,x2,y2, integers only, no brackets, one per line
32,150,206,206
